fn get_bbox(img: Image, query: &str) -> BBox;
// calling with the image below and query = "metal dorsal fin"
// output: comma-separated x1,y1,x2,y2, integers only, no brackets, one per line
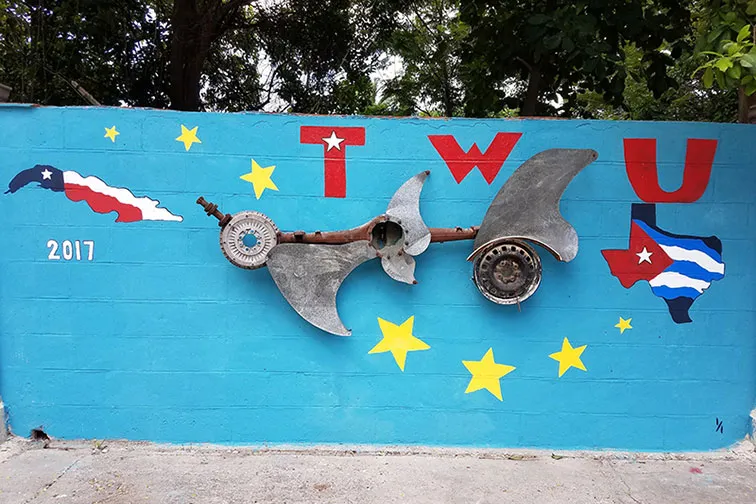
469,149,598,263
385,171,431,256
266,241,377,336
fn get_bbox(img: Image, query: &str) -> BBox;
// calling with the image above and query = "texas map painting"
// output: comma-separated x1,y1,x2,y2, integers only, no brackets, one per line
5,164,183,223
602,203,725,323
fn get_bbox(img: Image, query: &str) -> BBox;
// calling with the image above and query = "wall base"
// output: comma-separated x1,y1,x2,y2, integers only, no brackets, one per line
0,397,7,442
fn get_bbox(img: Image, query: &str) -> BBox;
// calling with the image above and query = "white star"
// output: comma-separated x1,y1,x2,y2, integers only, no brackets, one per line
636,247,653,264
322,131,345,151
41,169,52,180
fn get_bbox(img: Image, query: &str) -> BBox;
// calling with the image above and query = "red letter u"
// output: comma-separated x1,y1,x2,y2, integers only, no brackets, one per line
624,138,717,203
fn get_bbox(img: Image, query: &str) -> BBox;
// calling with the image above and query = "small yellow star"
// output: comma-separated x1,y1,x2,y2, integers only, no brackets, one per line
615,317,632,334
368,316,430,371
549,337,587,378
175,125,201,151
462,348,516,401
240,159,279,199
104,126,119,142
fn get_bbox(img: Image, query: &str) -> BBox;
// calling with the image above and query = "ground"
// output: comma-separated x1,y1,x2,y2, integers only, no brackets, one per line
1,437,755,503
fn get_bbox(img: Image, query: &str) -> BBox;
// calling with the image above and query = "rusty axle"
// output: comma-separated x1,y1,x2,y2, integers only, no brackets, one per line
196,197,232,227
196,197,478,244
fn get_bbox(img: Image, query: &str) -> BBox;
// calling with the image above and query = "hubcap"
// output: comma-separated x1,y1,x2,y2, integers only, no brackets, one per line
473,240,542,305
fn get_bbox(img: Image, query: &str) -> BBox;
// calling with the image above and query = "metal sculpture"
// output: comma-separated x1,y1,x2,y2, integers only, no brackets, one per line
197,148,598,335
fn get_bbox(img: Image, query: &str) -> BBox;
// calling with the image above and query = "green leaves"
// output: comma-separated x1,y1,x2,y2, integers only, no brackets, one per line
715,57,734,71
694,18,756,100
528,14,550,25
741,52,756,68
703,67,714,88
462,0,693,117
737,24,752,43
544,35,562,50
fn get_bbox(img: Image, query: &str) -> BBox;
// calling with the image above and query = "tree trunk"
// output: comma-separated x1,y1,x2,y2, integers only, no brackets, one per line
169,0,214,111
521,65,541,116
738,88,756,124
442,58,454,117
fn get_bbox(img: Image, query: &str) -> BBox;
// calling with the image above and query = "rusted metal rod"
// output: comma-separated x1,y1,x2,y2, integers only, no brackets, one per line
196,197,232,227
277,220,378,244
429,226,479,243
196,197,479,244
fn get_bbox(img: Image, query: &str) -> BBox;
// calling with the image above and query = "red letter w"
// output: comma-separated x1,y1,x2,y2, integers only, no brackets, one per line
428,132,522,184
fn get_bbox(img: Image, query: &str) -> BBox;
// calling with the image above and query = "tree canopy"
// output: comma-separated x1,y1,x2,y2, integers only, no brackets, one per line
0,0,753,122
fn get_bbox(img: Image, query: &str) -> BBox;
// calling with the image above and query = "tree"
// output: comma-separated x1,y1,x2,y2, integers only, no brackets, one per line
2,0,750,122
167,0,257,111
458,0,692,117
254,0,414,114
691,0,756,123
576,43,739,122
0,0,417,113
379,0,468,117
0,0,169,107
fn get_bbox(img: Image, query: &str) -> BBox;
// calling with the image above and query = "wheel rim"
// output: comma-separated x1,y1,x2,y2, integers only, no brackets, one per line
473,239,542,305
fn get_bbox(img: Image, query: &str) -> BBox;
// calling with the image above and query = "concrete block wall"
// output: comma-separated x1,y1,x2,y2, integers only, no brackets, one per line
0,105,754,450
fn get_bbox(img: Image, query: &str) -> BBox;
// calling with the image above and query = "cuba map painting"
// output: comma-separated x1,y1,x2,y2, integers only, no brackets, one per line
0,105,753,451
6,164,183,223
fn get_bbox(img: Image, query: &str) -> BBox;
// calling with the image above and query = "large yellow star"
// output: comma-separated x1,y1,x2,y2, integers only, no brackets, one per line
240,159,279,199
462,348,516,401
615,317,632,334
368,316,430,371
549,337,587,378
104,126,119,143
175,125,201,151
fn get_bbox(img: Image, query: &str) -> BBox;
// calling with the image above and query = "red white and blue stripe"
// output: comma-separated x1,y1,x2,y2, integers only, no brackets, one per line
5,165,182,223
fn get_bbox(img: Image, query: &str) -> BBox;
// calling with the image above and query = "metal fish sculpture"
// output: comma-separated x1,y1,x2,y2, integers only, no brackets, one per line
197,148,597,336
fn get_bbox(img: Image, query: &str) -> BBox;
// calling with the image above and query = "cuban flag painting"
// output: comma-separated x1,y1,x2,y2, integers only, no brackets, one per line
602,203,725,323
5,165,182,223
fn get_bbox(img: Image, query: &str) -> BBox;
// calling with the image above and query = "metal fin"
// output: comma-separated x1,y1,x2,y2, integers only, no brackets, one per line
381,253,417,285
469,149,598,263
386,171,431,256
267,241,377,336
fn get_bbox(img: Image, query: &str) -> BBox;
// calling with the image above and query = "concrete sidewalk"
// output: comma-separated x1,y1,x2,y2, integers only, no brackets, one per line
1,437,754,504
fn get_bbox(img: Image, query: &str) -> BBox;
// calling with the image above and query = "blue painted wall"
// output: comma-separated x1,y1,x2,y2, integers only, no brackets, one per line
0,105,754,451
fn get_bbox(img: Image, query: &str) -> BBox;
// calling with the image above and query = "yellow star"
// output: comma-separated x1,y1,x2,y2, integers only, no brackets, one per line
615,317,632,334
462,348,516,401
549,337,587,378
175,125,201,151
368,316,430,371
104,126,119,142
240,159,279,199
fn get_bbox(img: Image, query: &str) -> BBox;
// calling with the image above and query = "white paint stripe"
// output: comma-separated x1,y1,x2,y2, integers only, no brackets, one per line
659,245,724,274
63,172,182,222
649,272,711,293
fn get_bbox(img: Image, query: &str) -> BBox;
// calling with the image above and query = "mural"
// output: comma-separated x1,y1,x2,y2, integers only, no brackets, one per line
300,126,366,197
5,164,183,223
175,124,201,151
602,204,725,323
602,139,724,323
549,338,588,378
369,316,430,372
0,107,753,452
428,132,522,184
462,348,516,401
240,159,278,199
